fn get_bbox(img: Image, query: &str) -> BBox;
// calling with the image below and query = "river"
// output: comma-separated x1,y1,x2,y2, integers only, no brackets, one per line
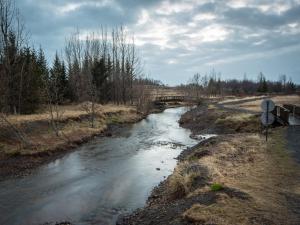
0,107,198,225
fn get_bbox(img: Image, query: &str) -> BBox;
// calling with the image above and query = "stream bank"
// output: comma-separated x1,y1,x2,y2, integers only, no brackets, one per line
118,103,300,225
0,101,191,181
0,106,146,181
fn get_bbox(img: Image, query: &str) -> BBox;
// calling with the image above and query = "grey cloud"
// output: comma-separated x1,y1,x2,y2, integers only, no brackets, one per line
15,0,300,84
222,6,300,29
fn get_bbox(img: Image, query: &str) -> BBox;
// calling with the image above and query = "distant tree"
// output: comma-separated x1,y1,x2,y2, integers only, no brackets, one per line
216,77,222,95
225,79,242,95
257,72,268,93
279,74,287,91
269,77,283,93
286,78,296,94
242,73,254,94
188,73,202,99
183,72,298,96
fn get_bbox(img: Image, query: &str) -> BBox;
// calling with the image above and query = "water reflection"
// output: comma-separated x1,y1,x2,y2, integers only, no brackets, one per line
0,107,197,225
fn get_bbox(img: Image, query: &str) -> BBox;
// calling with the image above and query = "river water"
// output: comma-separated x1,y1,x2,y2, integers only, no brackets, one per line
0,107,198,225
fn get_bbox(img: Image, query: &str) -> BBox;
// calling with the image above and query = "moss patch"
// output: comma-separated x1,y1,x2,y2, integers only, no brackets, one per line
210,183,223,191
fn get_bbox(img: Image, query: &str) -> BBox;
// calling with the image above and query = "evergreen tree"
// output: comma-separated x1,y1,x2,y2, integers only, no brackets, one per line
68,58,81,102
104,54,113,102
257,72,268,93
92,57,109,102
5,32,19,113
37,47,48,80
50,53,68,104
36,47,48,104
286,78,296,94
18,47,44,113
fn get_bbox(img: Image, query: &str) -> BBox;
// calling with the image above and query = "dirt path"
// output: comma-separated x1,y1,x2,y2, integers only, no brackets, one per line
216,96,267,115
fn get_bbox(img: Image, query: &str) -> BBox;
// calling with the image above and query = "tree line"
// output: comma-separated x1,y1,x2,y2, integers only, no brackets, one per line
1,0,298,116
0,0,152,115
181,71,298,98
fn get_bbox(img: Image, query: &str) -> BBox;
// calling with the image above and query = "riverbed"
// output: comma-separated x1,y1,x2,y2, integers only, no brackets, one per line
0,107,198,225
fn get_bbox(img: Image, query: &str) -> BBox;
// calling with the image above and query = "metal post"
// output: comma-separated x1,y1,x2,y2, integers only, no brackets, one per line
266,101,269,142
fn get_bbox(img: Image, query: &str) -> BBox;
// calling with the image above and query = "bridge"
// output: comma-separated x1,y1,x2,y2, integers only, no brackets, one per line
272,104,300,126
154,96,198,103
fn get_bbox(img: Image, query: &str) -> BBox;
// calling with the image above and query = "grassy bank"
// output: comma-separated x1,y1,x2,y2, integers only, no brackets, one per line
0,103,146,179
180,130,300,225
119,100,300,225
179,102,260,134
0,104,144,156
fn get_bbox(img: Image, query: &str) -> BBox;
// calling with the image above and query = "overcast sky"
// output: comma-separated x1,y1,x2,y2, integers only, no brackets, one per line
17,0,300,85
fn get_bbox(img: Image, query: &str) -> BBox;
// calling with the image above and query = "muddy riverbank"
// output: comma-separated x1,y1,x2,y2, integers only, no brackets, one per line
118,103,300,225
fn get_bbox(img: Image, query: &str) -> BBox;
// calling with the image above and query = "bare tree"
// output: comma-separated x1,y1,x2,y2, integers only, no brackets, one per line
64,26,143,107
43,69,65,137
134,81,151,113
279,74,287,92
0,0,27,114
0,0,32,147
190,73,202,99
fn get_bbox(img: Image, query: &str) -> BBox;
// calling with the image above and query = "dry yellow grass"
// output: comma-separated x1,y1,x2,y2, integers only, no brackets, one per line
0,103,141,156
166,161,208,199
214,113,260,133
207,104,217,110
5,103,136,125
215,113,255,124
183,195,264,225
165,129,300,224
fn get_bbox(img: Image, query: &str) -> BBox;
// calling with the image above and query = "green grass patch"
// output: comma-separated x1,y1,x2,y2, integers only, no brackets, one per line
210,183,223,191
106,115,122,124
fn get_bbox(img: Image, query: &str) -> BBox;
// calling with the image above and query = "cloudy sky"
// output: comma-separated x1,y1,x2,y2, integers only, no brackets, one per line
17,0,300,85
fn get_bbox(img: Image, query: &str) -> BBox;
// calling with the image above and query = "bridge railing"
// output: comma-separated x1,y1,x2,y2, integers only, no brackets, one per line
283,104,300,117
154,96,198,102
271,104,300,125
